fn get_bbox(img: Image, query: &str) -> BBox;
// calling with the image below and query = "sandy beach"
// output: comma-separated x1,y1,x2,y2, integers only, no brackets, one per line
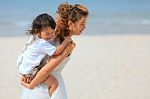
0,35,150,99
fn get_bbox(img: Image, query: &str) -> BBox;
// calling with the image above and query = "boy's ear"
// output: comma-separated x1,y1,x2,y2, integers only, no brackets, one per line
37,33,41,38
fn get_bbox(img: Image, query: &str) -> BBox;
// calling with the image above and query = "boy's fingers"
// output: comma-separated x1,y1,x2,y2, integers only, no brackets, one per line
72,42,76,48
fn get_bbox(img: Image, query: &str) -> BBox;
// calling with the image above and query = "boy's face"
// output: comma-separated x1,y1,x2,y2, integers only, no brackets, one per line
38,27,55,41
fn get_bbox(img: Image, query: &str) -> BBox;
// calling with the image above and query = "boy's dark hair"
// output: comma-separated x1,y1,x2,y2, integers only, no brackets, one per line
27,13,56,35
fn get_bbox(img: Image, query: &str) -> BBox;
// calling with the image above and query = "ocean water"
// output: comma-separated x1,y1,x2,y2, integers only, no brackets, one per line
0,0,150,36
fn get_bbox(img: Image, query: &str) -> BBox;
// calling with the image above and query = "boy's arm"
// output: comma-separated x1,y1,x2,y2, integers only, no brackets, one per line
21,43,75,89
53,36,72,56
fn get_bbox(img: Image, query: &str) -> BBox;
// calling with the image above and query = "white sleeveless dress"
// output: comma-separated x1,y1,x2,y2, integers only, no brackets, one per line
21,39,70,99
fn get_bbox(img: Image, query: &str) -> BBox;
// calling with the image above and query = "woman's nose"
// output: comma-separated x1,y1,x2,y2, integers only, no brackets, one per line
83,25,86,30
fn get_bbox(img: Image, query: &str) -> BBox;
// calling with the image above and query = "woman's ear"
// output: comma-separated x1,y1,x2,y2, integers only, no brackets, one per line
68,20,74,33
68,20,73,27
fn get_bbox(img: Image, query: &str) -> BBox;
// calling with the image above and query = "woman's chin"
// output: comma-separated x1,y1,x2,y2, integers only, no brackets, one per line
71,32,81,36
76,32,82,35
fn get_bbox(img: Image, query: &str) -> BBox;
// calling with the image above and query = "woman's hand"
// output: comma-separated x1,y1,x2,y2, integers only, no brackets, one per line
20,75,33,89
64,36,72,43
21,80,33,89
20,75,32,83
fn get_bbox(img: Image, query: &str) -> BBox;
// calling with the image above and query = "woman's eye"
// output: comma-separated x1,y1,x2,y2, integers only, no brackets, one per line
81,24,85,26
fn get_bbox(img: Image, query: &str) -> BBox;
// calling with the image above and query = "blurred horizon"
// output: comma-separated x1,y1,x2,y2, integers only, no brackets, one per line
0,0,150,36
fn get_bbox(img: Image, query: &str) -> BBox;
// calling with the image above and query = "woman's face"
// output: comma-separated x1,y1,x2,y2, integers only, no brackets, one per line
70,17,87,35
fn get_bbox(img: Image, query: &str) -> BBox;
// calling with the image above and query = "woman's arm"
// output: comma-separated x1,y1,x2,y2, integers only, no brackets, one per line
21,43,75,89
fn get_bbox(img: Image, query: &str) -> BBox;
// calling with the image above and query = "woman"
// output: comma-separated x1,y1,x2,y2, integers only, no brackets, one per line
21,2,89,99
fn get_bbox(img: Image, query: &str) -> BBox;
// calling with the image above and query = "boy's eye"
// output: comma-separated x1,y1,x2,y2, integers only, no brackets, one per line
45,32,50,35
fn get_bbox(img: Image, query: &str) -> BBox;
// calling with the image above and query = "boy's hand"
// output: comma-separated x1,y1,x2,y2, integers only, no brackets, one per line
71,42,76,48
64,36,72,43
62,42,76,56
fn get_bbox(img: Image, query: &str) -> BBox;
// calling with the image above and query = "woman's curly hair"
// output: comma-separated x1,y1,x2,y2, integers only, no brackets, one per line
55,2,89,43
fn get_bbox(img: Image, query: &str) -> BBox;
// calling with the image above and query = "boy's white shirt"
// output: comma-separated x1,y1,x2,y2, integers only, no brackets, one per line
17,35,56,74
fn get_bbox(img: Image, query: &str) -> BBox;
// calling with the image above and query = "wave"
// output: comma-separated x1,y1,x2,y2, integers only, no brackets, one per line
16,21,31,27
97,19,150,26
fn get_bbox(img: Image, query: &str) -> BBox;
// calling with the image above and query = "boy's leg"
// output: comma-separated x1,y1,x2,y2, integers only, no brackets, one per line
44,75,58,96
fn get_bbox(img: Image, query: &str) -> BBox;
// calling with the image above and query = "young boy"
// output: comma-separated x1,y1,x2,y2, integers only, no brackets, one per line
17,13,72,96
